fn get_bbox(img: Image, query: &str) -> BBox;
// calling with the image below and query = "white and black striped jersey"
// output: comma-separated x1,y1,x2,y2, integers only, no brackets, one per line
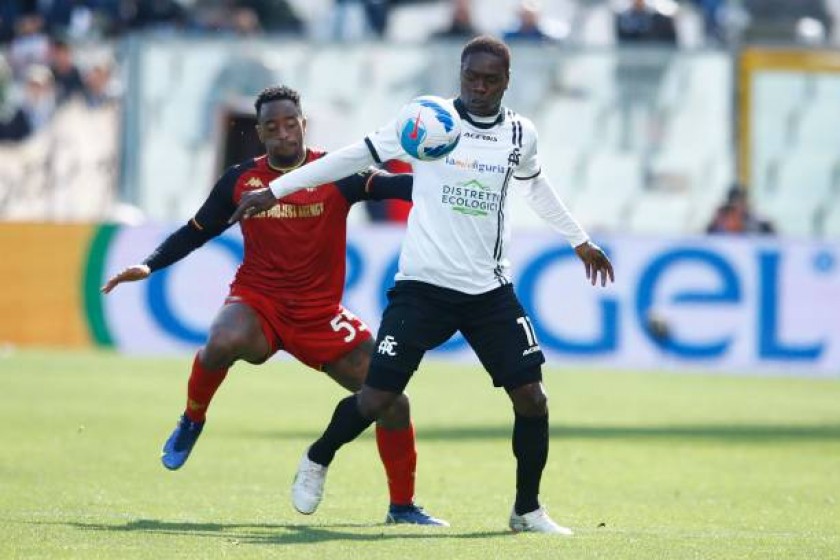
364,98,545,295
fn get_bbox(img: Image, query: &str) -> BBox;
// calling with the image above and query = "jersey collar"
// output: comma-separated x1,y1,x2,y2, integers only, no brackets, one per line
267,148,309,173
454,98,506,129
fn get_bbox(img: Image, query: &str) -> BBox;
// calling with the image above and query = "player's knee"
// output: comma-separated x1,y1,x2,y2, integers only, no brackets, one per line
377,393,411,429
204,327,247,367
510,382,548,417
357,387,399,420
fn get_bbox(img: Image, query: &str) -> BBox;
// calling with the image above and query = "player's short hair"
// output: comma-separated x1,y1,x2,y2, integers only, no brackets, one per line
255,85,302,117
461,35,511,74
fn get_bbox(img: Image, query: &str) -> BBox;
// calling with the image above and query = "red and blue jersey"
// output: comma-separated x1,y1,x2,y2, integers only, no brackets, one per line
143,149,412,315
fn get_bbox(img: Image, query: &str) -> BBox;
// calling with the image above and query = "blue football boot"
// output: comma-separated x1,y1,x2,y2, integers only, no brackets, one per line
385,503,449,526
161,414,204,470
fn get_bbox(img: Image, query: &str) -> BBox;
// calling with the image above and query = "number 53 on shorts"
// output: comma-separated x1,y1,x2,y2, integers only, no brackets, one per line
329,307,369,343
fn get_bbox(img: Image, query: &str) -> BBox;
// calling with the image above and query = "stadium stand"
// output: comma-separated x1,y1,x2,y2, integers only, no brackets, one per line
1,0,840,237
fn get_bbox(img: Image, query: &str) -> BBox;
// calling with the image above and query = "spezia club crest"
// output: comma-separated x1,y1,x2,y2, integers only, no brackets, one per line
396,96,462,161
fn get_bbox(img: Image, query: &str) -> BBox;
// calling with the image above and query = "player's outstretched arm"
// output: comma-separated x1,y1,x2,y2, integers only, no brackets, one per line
105,167,238,293
230,141,379,224
575,241,615,287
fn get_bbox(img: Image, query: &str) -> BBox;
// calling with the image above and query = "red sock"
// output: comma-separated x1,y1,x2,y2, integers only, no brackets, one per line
376,423,417,506
184,352,228,423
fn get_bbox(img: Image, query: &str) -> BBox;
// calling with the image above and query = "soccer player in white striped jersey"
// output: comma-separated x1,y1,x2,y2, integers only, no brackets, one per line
231,35,614,533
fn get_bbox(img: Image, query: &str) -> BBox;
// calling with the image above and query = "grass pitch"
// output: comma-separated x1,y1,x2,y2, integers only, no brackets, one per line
0,349,838,559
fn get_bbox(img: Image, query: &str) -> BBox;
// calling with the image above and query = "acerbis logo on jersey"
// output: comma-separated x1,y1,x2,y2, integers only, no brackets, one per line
378,335,398,356
441,179,500,217
463,131,498,142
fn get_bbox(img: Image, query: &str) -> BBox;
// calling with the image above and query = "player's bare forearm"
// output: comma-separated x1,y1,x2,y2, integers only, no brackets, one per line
574,241,615,287
229,188,277,224
100,264,151,294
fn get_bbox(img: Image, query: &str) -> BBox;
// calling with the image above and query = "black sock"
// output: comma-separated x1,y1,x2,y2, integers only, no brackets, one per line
308,395,374,467
512,412,549,516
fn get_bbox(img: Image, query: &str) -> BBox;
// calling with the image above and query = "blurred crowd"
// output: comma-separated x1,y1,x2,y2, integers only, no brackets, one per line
3,0,838,47
1,0,829,231
1,0,838,144
0,39,117,141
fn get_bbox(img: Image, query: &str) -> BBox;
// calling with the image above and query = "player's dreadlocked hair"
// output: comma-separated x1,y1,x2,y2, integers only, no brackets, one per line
255,85,302,117
461,35,511,74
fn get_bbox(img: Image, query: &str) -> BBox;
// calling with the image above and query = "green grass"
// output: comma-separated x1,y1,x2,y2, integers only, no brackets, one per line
1,349,839,559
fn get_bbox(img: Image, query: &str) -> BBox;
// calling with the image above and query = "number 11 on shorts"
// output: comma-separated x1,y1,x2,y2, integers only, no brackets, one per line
517,316,537,347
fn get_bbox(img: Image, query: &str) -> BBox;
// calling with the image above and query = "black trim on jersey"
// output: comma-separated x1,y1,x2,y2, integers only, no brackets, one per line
493,167,514,261
143,163,249,272
492,114,524,274
335,170,413,204
493,263,510,287
514,169,541,181
364,137,382,164
510,120,523,147
453,98,505,130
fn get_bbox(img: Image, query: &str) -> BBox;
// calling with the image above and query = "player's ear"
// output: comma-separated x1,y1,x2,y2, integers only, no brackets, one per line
301,116,307,134
255,123,264,143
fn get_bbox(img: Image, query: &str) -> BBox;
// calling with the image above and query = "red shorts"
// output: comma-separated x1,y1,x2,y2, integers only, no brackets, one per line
226,285,372,370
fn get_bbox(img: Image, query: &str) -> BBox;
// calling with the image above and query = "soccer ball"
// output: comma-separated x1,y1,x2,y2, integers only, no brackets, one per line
395,96,461,161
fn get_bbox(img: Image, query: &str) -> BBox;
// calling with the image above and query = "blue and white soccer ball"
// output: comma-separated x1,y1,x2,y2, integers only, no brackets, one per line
396,96,461,161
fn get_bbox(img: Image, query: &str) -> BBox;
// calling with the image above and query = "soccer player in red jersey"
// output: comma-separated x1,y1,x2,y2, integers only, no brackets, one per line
101,86,446,526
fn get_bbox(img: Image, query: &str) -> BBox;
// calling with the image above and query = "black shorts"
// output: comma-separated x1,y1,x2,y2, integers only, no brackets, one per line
367,280,545,393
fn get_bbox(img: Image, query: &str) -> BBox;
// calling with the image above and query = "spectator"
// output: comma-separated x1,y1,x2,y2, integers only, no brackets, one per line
613,0,677,152
9,13,51,79
20,64,57,134
0,54,30,142
691,0,726,43
432,0,478,40
1,1,24,44
706,184,776,234
615,0,678,44
82,61,119,108
741,0,832,44
41,0,112,39
330,0,389,39
125,0,188,32
49,39,85,104
230,6,262,35
503,0,562,43
239,0,303,34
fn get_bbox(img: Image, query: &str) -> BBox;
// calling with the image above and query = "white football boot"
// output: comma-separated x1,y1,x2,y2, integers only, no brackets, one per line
291,450,328,514
509,506,573,535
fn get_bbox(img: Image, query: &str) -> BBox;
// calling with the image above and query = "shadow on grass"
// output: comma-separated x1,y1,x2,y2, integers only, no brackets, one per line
239,423,840,444
65,519,510,544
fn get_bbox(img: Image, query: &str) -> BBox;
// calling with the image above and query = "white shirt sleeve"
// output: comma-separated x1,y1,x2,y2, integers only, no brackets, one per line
363,120,408,164
268,120,409,198
514,122,541,180
514,174,590,247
